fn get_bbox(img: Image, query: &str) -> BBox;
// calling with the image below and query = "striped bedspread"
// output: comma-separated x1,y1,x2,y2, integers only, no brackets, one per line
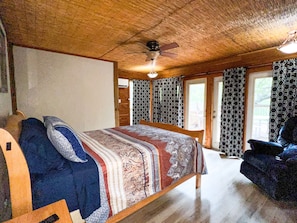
78,124,206,222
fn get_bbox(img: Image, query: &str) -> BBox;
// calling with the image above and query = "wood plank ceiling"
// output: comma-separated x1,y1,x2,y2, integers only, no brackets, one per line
1,0,297,79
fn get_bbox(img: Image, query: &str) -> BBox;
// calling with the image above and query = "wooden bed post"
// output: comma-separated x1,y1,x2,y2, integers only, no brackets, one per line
196,174,201,189
0,128,32,218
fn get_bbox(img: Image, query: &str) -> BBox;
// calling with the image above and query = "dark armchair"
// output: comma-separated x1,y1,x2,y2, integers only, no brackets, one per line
240,117,297,201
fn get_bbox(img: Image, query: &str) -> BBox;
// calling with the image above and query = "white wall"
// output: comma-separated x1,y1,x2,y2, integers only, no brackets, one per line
13,46,115,131
0,19,12,127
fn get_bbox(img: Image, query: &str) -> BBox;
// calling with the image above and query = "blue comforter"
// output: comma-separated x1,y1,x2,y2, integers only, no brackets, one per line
32,154,100,219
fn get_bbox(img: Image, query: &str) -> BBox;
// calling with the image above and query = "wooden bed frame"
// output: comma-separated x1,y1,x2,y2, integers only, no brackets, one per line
0,111,31,219
139,120,204,144
106,120,204,222
0,115,204,222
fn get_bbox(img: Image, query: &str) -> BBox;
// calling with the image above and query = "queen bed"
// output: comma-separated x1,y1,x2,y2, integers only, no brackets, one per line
0,111,206,222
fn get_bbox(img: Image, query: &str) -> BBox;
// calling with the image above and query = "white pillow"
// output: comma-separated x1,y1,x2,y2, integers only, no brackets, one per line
44,116,87,163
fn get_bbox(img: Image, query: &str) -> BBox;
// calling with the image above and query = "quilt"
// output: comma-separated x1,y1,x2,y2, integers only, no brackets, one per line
78,124,206,222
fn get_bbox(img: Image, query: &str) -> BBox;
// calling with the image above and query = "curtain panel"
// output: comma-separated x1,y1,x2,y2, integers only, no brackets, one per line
219,67,246,157
152,77,184,127
269,59,297,141
132,80,150,125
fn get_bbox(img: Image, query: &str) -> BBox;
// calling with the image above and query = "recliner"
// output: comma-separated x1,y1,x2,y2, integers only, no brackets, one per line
240,116,297,200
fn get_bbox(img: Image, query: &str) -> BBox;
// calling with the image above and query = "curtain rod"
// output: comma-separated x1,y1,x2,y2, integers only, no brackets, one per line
181,63,272,78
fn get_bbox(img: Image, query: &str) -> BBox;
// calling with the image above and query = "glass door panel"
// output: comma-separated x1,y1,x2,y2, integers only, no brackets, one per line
185,78,206,130
212,76,223,149
246,71,272,149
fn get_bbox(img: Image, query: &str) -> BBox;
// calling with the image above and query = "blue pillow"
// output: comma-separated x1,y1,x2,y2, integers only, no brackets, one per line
44,116,87,163
19,118,65,174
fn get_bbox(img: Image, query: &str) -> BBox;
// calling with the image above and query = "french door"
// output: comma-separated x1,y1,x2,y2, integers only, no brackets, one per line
245,71,272,149
185,76,222,148
185,78,206,131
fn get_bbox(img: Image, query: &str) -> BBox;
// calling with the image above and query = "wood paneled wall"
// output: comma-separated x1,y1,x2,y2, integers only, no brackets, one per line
119,46,297,80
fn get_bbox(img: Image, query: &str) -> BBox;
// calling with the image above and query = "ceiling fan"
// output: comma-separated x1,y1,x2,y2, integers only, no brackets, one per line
144,40,179,61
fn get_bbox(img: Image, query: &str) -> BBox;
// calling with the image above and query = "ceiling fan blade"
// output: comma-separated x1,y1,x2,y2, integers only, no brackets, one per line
159,42,179,51
160,51,178,58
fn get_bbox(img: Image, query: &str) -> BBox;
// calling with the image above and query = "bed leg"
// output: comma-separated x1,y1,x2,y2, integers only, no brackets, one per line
196,174,201,189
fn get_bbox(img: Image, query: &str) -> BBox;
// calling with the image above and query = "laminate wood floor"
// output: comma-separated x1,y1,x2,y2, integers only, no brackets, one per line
119,148,297,223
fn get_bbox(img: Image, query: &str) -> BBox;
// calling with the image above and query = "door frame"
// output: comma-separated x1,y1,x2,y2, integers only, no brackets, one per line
211,76,223,149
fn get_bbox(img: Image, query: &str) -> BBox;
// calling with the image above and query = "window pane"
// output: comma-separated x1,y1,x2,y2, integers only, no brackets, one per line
212,80,223,148
188,83,205,130
251,77,272,140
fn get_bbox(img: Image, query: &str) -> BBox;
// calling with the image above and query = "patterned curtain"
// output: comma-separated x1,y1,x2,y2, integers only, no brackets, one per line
132,80,150,125
269,59,297,141
152,77,184,127
219,67,246,157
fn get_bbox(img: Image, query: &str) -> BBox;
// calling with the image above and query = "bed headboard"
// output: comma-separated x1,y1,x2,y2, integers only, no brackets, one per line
4,110,26,142
0,111,32,218
139,120,204,145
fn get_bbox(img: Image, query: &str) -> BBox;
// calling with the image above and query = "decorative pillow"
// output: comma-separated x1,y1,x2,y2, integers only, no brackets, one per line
278,144,297,160
44,116,87,163
19,118,65,174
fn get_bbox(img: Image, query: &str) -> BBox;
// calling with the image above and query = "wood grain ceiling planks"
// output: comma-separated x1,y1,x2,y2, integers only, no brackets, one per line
1,0,297,78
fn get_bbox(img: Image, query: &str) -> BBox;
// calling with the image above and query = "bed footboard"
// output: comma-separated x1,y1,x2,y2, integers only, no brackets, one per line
139,120,204,145
196,173,201,188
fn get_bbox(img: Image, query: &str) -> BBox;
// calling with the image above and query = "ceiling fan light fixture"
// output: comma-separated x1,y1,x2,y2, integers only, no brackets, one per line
147,58,158,78
147,71,158,78
278,30,297,54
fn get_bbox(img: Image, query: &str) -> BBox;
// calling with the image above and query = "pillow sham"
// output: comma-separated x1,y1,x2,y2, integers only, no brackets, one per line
44,116,87,163
19,118,65,174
